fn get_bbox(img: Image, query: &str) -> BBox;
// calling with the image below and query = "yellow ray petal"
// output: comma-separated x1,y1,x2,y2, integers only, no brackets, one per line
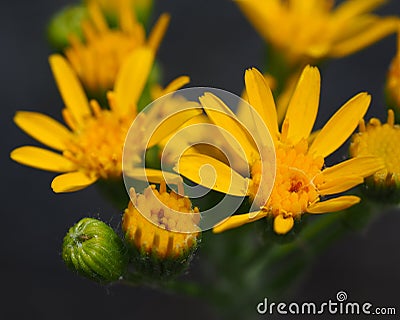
119,0,137,34
147,13,170,52
213,211,266,233
124,168,183,185
14,111,72,151
11,146,77,173
307,195,360,214
273,215,294,235
160,76,190,96
318,176,364,195
309,92,371,158
322,156,385,181
147,103,203,148
87,0,108,32
113,47,155,116
288,0,320,13
334,0,386,21
51,171,98,193
331,17,399,58
199,92,257,163
284,65,320,144
235,0,281,43
244,68,279,140
174,154,248,197
48,54,91,126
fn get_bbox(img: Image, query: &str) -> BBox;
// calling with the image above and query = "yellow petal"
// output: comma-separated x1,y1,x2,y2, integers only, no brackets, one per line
87,0,108,32
288,0,323,13
14,111,72,151
331,17,399,58
199,92,257,164
273,215,294,235
244,68,279,140
160,76,190,96
51,171,98,193
147,102,203,148
284,65,320,144
307,196,360,214
318,176,364,195
147,13,170,52
322,156,385,181
213,211,266,233
119,0,137,34
124,168,183,185
48,54,91,126
11,146,77,172
113,47,155,116
236,0,281,44
309,92,371,158
334,0,387,21
175,154,248,197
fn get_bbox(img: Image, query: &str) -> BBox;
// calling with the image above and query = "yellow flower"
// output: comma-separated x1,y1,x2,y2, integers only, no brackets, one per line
176,66,385,234
236,0,399,64
65,0,168,93
387,26,400,109
10,48,193,193
350,109,400,193
122,182,200,260
91,0,152,18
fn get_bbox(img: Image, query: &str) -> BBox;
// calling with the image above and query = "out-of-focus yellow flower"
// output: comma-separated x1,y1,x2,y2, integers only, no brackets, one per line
177,66,384,234
65,0,167,93
10,48,192,193
91,0,152,20
350,109,400,197
387,26,400,109
236,0,399,65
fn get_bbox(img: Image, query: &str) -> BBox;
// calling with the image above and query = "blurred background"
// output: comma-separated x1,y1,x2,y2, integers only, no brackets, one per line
1,0,400,319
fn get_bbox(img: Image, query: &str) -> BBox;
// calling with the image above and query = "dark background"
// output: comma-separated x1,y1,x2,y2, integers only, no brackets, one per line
1,0,400,319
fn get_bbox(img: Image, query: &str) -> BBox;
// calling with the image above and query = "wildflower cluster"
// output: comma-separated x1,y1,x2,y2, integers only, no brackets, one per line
10,0,400,308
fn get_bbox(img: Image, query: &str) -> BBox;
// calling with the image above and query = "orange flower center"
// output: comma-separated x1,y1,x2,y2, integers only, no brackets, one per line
63,107,132,179
250,139,324,218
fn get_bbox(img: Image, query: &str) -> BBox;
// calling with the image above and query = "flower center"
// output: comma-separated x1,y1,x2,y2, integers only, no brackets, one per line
350,111,400,182
251,140,323,217
64,109,131,179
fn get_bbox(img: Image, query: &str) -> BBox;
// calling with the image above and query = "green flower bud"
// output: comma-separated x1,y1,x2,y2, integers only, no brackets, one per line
46,5,88,51
62,218,128,283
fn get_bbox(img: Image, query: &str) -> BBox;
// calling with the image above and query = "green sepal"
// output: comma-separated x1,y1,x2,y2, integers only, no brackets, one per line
360,175,400,205
124,233,200,281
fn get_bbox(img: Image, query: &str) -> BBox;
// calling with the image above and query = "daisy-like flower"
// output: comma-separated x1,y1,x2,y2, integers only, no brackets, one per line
122,182,200,277
387,26,400,110
10,48,193,193
177,66,385,234
64,0,168,93
350,109,400,199
236,0,399,65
